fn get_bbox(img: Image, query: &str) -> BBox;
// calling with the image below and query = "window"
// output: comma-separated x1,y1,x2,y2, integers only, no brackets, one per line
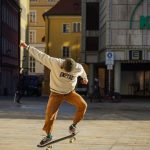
62,24,70,33
86,37,99,51
29,30,36,43
30,0,37,2
86,3,99,30
62,46,70,58
0,73,2,89
73,22,81,32
48,0,56,2
2,37,5,55
29,11,36,23
29,57,35,73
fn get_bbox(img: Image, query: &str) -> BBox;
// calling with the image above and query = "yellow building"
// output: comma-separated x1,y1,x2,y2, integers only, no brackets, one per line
43,0,82,95
28,0,59,75
20,0,29,73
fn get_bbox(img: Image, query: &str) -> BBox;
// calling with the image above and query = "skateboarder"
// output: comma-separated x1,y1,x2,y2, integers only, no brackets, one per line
20,42,88,145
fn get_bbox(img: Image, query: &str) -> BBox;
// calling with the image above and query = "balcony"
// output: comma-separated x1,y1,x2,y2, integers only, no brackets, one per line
85,51,99,63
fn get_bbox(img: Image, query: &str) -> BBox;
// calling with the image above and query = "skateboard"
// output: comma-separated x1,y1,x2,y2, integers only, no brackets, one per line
37,132,78,150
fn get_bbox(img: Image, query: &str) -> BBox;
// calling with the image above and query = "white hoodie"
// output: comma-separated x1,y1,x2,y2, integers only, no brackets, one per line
28,46,88,94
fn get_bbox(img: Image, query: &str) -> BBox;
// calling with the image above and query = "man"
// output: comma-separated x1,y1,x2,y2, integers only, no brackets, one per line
20,42,88,145
14,74,25,104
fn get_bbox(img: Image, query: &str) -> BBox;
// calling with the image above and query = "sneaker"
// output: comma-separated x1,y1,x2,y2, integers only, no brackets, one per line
69,124,76,134
40,135,52,145
16,100,22,104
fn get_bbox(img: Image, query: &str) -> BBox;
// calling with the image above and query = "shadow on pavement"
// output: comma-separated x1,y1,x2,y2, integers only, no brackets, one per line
0,96,150,121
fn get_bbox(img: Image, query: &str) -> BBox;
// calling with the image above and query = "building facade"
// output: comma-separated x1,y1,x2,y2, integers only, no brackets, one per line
20,0,29,73
0,0,21,95
27,0,59,76
43,0,82,95
82,0,150,97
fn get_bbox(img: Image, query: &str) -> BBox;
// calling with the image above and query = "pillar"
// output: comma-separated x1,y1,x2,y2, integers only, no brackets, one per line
88,64,94,94
114,61,121,93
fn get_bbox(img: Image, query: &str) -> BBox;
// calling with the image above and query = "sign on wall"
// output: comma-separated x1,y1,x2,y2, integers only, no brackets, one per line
105,52,114,65
105,52,114,70
140,16,150,29
129,50,142,60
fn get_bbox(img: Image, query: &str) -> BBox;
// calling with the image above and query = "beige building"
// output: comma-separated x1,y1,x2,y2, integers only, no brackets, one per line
28,0,59,75
42,0,82,95
20,0,30,73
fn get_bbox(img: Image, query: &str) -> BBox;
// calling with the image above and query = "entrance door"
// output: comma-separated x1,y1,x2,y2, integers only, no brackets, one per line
127,71,150,96
137,71,150,96
145,71,150,96
122,63,150,97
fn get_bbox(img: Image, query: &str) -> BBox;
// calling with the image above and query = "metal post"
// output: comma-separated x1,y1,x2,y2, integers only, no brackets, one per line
108,69,111,94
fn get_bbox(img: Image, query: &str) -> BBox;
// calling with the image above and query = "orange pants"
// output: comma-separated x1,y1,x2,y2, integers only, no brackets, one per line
43,91,87,135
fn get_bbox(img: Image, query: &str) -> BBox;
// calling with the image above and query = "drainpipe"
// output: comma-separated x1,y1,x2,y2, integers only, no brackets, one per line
18,8,22,74
46,16,50,54
43,16,50,95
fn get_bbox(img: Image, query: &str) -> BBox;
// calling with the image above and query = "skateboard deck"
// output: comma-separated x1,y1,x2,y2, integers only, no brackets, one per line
37,132,78,149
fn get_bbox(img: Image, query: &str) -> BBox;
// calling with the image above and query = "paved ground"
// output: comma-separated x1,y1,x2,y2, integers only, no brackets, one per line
0,96,150,150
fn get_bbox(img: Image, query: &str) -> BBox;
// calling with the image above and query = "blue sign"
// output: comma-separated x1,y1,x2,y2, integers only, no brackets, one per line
107,52,113,58
105,52,114,65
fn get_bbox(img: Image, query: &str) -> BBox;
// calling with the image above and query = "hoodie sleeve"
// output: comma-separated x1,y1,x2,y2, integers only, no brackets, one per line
79,65,88,81
27,46,57,69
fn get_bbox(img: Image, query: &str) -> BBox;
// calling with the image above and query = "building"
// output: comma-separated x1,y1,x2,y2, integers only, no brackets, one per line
0,0,21,95
20,0,29,73
27,0,59,76
0,2,1,94
82,0,150,97
43,0,82,95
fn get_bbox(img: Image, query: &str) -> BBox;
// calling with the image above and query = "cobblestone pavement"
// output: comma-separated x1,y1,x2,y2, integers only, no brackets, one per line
0,96,150,150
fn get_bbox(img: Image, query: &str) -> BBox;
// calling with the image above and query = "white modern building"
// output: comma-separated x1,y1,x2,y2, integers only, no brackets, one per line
81,0,150,97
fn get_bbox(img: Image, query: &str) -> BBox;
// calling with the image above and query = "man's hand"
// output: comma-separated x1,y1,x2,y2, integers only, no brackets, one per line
81,79,88,85
20,41,28,48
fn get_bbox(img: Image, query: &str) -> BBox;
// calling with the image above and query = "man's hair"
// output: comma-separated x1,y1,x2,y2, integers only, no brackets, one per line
63,58,76,72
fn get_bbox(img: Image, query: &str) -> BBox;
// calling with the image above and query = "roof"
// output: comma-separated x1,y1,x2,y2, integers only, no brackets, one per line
43,0,81,17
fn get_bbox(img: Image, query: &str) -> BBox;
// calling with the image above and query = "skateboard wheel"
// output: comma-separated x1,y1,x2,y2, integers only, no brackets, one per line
69,137,76,143
46,145,52,150
69,139,73,143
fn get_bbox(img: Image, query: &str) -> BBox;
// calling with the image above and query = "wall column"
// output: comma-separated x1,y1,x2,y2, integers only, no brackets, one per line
114,61,121,93
88,64,94,94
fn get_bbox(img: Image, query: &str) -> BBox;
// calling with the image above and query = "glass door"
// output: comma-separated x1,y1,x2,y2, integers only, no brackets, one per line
145,71,150,96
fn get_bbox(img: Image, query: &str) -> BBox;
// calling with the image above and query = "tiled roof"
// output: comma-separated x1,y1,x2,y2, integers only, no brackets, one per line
43,0,81,17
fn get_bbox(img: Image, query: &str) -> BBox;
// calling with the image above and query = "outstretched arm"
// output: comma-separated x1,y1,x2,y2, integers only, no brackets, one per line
20,42,53,69
80,66,88,85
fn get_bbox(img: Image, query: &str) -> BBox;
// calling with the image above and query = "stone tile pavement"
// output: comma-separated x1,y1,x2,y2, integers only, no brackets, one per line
0,96,150,150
